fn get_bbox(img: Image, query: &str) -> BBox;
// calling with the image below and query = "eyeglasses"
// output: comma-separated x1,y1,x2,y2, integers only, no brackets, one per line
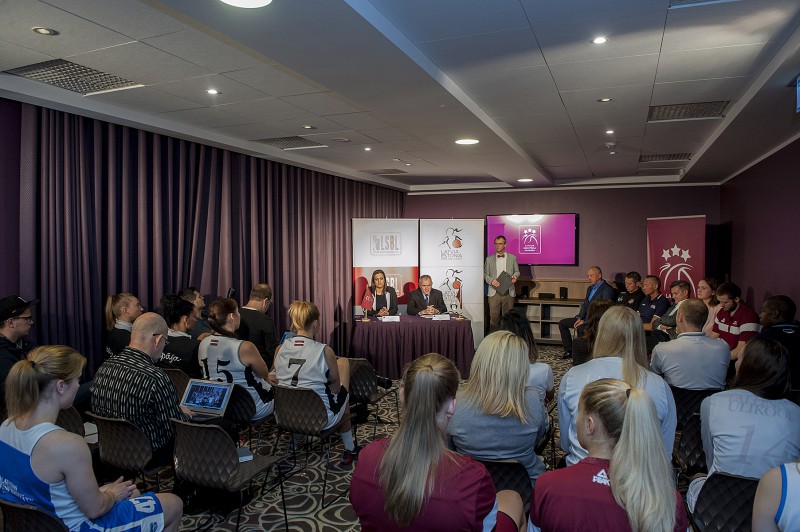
11,315,33,322
153,333,169,346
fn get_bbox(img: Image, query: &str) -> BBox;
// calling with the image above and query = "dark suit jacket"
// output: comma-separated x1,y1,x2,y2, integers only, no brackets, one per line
578,281,617,320
364,286,398,316
406,288,447,316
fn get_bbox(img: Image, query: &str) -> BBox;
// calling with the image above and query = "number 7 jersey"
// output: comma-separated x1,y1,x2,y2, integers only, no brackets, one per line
274,335,342,417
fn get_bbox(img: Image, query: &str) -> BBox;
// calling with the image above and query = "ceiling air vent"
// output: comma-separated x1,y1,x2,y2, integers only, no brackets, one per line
255,136,327,150
639,153,692,163
4,59,141,95
648,101,731,122
364,169,408,175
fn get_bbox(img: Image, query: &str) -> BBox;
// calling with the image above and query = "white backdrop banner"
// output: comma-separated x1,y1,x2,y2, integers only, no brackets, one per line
420,219,485,346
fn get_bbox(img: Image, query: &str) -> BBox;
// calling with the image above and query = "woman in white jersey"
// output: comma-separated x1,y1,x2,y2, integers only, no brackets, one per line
0,345,182,531
273,301,359,465
199,297,273,421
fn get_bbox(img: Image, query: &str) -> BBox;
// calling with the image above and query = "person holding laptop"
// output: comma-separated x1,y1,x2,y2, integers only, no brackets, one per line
199,298,274,422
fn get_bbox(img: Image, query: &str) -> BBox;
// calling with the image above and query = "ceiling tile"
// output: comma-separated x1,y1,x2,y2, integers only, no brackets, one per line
360,128,415,142
157,106,250,129
217,98,315,122
560,84,653,112
543,164,592,180
212,122,292,140
45,0,187,40
0,40,54,71
223,65,323,97
282,92,361,115
550,54,659,91
152,74,268,106
656,44,765,83
651,76,751,105
71,41,212,85
327,112,387,130
144,28,265,74
535,11,666,65
495,113,577,143
87,86,199,114
525,140,586,166
521,0,667,25
568,106,650,130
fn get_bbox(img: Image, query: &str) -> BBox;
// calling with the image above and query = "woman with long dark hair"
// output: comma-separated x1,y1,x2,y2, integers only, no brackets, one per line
363,269,398,317
351,353,525,531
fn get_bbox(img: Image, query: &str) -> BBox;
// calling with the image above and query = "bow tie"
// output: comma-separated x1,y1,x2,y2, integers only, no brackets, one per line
497,254,505,258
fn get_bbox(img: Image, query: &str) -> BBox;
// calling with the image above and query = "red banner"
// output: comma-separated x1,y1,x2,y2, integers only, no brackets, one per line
647,216,706,298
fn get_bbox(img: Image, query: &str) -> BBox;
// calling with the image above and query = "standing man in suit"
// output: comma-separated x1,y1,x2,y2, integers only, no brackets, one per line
484,235,520,331
558,266,616,359
407,275,448,316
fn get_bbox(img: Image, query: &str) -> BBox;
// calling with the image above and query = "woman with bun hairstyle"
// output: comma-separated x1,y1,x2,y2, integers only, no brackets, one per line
104,292,143,359
0,346,182,531
530,378,687,532
351,353,525,531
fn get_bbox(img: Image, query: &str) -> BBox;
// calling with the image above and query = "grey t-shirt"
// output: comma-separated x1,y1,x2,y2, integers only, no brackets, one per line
650,332,730,390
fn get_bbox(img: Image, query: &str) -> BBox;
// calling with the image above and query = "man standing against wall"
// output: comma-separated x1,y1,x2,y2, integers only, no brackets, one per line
484,235,519,331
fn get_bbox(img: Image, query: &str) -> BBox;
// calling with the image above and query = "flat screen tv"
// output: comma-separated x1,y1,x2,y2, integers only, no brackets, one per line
486,214,578,265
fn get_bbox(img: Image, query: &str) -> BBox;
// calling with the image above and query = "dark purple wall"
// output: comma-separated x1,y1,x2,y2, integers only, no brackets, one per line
0,99,21,296
721,138,800,307
405,185,721,284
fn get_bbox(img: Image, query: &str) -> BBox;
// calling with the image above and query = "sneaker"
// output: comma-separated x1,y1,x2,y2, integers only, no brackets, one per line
376,376,393,389
339,445,361,467
559,351,572,359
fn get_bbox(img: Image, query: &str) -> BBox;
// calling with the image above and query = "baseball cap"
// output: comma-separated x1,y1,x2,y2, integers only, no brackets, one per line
0,296,38,322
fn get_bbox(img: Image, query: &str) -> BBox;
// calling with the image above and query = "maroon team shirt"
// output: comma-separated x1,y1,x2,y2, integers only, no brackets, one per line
713,303,761,351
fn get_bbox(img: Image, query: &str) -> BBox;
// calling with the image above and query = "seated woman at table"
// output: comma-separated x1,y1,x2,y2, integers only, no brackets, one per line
273,301,359,465
0,345,183,531
363,269,398,317
351,352,525,531
447,331,548,485
497,311,554,408
530,378,687,531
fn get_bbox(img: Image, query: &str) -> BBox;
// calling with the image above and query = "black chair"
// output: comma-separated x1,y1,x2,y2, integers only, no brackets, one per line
348,358,399,439
55,406,85,437
691,472,760,531
670,386,719,431
534,419,556,471
224,384,273,453
162,368,191,399
673,412,707,488
0,499,68,531
474,459,532,517
172,419,287,531
86,412,170,491
271,384,353,508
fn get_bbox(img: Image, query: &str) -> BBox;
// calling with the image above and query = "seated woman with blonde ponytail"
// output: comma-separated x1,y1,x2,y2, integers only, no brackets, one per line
0,346,182,531
530,378,687,532
350,353,525,531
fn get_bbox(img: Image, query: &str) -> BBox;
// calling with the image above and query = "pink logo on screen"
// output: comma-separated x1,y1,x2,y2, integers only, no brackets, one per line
520,225,541,254
659,244,696,297
439,269,463,312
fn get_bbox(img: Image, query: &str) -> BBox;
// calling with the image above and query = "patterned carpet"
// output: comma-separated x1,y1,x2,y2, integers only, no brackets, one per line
170,344,571,531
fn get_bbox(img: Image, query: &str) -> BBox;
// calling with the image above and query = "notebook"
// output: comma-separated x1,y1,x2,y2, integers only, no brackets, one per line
179,379,234,421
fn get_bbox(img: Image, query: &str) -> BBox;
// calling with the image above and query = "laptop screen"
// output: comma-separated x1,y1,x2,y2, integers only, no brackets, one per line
279,330,296,344
180,379,233,415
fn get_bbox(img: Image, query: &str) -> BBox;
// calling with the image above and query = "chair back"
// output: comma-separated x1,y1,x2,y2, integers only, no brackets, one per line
0,499,69,531
670,386,719,430
86,412,153,472
673,412,706,476
172,419,239,489
474,459,532,515
692,472,759,531
55,407,85,437
224,384,257,425
272,385,329,436
163,368,191,399
348,359,378,404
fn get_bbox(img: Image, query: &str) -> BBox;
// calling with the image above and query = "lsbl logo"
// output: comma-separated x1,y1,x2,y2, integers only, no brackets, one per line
659,244,696,296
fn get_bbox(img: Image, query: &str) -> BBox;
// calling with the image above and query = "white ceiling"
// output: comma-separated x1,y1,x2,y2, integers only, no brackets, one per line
1,0,800,192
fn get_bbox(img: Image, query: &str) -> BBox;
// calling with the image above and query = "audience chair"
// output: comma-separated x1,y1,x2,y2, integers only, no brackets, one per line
474,459,532,517
348,358,399,439
534,418,556,471
55,406,85,437
691,472,759,532
162,368,191,399
0,499,68,532
271,384,353,508
172,419,287,531
86,412,169,491
672,412,707,488
670,386,719,431
224,384,273,453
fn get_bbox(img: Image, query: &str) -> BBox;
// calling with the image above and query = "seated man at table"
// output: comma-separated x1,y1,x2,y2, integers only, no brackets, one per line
407,275,448,316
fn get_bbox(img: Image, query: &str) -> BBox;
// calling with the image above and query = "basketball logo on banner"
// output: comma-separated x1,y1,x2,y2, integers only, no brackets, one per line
658,244,696,295
440,227,465,260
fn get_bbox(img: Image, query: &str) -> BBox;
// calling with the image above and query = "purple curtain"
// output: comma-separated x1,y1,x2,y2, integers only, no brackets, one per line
18,104,404,375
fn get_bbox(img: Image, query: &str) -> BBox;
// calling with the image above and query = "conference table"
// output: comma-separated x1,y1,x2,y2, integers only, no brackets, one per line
349,315,475,379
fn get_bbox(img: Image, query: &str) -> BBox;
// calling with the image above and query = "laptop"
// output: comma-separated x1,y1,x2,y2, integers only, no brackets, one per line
179,379,234,421
278,330,296,344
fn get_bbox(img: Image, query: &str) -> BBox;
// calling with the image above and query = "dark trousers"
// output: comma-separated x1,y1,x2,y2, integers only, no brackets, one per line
558,317,585,354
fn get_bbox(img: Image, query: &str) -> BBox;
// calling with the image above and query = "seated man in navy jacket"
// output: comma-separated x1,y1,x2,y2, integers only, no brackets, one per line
406,275,448,316
558,266,616,359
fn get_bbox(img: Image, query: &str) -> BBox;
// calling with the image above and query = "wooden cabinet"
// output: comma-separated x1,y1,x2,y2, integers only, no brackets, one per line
516,298,583,344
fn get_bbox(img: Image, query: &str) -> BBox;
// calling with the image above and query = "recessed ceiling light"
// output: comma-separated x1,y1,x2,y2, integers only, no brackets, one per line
32,27,58,36
302,125,315,129
592,36,608,44
605,130,614,134
455,138,479,145
364,147,372,151
517,178,533,183
206,89,221,95
609,151,616,155
405,163,412,166
392,158,401,162
597,98,612,103
219,0,273,8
